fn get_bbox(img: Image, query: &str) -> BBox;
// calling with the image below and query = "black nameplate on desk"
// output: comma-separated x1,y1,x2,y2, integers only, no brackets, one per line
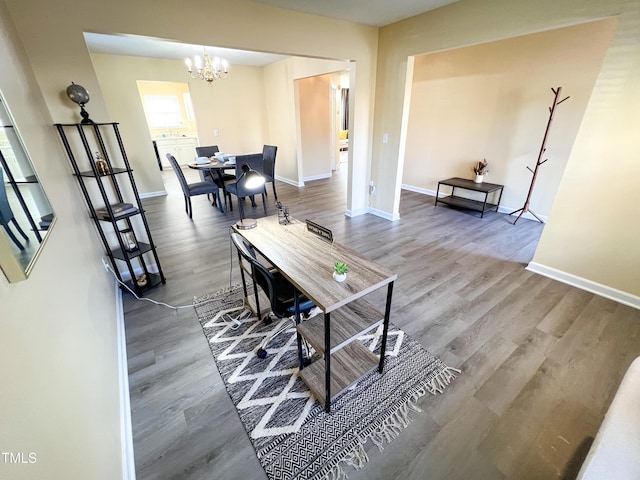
305,219,333,244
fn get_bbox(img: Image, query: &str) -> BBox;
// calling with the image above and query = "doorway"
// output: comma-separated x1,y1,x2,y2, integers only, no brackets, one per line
296,69,350,184
137,81,199,168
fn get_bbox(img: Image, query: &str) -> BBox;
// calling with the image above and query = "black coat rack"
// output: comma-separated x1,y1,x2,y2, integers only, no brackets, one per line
510,87,569,225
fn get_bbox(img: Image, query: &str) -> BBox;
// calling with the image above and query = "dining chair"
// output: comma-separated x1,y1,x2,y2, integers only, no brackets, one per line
0,168,29,250
166,154,222,218
262,145,278,201
230,232,315,359
196,145,235,203
225,153,267,220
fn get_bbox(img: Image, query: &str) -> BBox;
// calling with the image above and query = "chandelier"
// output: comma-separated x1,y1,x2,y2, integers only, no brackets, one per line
185,49,229,84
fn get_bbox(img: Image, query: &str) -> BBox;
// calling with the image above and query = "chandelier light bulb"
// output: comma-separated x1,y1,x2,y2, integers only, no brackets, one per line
185,48,229,85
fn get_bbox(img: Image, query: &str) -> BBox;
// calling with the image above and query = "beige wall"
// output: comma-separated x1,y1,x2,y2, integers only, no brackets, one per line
403,20,616,217
298,74,333,180
374,0,640,300
263,57,351,186
0,1,123,479
5,0,377,215
91,54,269,192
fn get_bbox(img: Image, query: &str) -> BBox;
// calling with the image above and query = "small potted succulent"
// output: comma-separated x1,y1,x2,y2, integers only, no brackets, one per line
333,262,348,282
473,159,489,183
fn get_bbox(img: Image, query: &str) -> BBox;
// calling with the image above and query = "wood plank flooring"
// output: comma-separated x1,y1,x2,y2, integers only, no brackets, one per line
124,164,640,480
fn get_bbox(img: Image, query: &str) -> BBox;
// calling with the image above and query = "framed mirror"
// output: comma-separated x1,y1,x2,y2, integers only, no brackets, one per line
0,93,55,282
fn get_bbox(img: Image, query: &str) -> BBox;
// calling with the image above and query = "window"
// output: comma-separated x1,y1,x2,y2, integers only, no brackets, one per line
143,95,183,128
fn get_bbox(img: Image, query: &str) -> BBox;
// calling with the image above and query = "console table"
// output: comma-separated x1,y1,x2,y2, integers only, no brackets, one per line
435,177,504,218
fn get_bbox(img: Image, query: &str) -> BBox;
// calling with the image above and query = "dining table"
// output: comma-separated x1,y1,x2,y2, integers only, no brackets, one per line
188,156,237,213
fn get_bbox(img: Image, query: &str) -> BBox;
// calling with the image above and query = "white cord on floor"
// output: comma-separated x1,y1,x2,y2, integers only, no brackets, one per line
105,227,245,313
103,261,218,310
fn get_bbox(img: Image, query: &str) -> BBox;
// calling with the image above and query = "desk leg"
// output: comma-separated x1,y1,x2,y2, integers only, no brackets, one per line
294,292,304,370
378,281,394,373
324,312,331,413
435,182,441,207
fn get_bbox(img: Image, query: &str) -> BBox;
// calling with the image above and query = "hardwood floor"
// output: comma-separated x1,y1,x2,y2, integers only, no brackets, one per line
124,164,640,480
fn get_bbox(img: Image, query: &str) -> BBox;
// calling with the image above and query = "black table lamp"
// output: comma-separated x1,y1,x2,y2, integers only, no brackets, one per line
235,164,265,230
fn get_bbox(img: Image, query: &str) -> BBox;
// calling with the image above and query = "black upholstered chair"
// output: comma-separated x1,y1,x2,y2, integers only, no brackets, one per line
0,168,29,250
225,153,267,220
230,232,315,359
262,145,278,201
195,145,235,205
195,145,220,186
166,153,222,218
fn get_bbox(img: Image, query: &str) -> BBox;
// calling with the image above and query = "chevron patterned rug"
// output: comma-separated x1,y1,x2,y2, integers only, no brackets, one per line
194,285,460,480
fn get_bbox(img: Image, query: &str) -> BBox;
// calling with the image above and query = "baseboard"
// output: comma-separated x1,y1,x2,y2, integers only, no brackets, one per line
367,207,400,221
345,208,368,217
114,279,136,480
401,184,439,197
139,190,167,199
497,206,547,223
303,173,332,182
275,175,303,188
527,262,640,310
401,184,548,223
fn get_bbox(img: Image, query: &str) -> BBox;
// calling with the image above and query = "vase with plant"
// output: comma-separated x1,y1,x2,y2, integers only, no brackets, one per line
473,159,489,183
333,261,348,282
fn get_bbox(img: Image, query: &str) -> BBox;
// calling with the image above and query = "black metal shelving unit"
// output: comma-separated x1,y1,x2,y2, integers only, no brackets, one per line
55,122,166,294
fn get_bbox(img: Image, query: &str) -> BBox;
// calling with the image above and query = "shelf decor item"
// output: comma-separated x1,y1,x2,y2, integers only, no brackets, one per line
333,261,348,282
94,151,110,175
276,201,290,225
65,82,94,124
120,231,138,252
473,159,489,183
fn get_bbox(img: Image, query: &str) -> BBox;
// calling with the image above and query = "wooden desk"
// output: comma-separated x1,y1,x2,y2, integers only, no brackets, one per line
233,216,397,412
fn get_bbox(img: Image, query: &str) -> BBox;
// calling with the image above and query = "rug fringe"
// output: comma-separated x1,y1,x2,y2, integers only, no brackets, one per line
319,364,462,479
425,366,462,395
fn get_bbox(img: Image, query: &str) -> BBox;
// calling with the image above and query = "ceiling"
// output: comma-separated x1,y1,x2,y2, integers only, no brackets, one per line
84,0,460,66
84,33,289,67
250,0,460,27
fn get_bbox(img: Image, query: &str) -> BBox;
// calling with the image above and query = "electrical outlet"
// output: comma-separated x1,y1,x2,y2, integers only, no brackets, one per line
214,129,219,136
369,181,376,196
382,133,388,144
